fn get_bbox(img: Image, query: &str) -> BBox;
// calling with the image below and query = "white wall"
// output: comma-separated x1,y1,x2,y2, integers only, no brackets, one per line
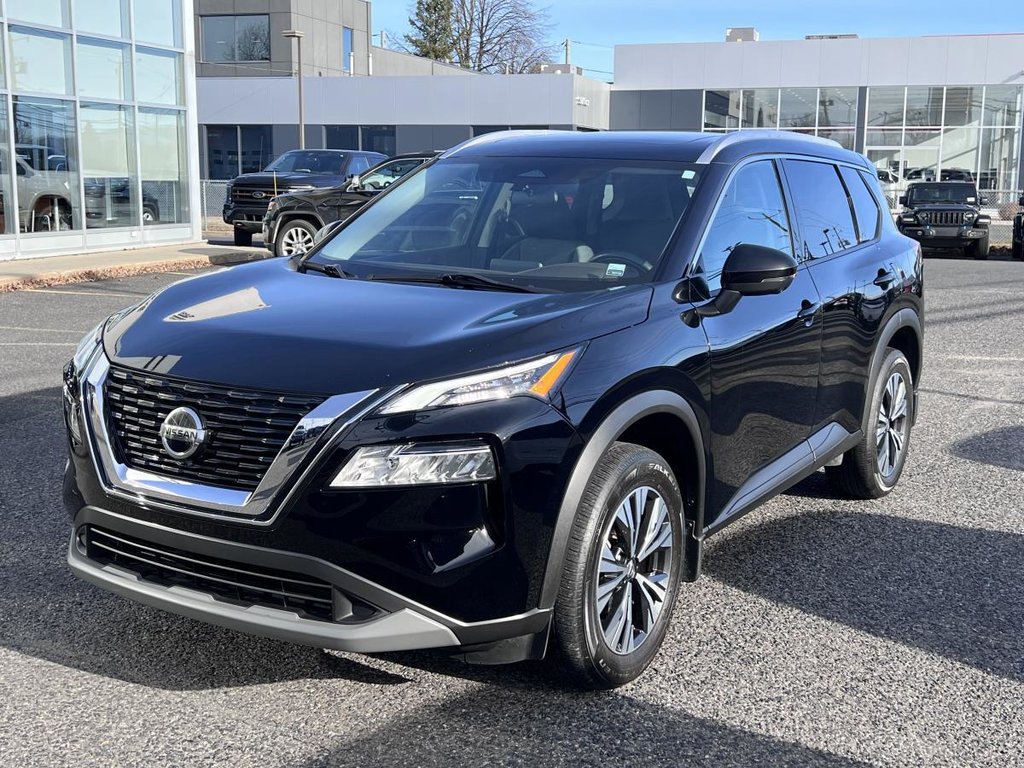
613,34,1024,90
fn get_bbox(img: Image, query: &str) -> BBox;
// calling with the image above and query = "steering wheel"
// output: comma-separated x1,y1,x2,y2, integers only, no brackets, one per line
589,251,654,274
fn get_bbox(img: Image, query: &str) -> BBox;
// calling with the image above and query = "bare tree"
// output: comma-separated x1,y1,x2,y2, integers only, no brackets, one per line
230,21,271,62
450,0,556,74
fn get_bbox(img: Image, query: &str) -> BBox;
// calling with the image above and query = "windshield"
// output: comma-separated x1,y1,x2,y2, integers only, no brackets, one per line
311,155,703,292
265,151,346,175
907,183,978,205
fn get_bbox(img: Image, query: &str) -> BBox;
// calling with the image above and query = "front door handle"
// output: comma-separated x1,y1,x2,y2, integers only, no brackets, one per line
797,299,820,324
874,269,897,288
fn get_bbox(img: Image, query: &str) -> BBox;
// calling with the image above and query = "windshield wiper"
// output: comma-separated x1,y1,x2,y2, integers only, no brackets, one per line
297,260,353,279
366,272,540,293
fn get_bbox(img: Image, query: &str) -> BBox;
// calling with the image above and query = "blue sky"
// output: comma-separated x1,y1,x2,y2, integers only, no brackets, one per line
372,1,1019,79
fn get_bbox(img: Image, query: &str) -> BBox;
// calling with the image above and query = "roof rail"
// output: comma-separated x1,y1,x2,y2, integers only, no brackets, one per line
695,129,842,164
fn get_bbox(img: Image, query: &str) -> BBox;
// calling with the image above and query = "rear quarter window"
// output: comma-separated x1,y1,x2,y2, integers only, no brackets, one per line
840,165,882,242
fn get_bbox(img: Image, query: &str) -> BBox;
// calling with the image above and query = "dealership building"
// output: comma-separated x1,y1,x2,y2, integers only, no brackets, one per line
0,0,1021,261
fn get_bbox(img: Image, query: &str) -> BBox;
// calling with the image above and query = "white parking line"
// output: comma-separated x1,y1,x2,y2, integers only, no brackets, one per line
0,325,80,334
932,355,1024,362
0,342,76,346
25,288,138,298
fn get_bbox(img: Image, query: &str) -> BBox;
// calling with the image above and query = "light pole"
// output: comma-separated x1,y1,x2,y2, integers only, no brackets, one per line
283,29,305,149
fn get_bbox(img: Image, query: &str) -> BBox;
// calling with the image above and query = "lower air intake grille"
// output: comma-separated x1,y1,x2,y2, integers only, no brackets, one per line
85,526,337,621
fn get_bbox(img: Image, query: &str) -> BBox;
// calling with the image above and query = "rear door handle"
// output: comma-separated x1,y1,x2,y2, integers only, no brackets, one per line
874,269,897,288
798,299,820,324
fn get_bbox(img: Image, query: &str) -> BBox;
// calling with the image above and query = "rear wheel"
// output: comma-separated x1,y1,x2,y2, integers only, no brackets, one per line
274,219,318,257
233,227,253,247
552,442,685,689
826,349,913,499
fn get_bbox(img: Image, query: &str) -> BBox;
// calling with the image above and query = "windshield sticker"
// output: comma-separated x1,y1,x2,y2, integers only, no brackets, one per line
605,263,626,278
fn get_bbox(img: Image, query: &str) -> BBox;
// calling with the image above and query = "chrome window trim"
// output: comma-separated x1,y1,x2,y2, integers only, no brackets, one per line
81,352,394,525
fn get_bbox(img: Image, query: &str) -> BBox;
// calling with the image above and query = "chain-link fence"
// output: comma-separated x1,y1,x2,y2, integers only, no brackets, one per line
882,188,1020,245
200,180,232,236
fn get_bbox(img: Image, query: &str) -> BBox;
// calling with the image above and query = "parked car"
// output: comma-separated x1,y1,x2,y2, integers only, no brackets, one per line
62,130,923,689
1013,193,1024,260
84,177,161,227
9,147,75,231
263,153,435,257
896,181,991,259
223,149,387,246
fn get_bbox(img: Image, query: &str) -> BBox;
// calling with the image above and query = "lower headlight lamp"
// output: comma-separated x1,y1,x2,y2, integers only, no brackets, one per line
330,443,497,488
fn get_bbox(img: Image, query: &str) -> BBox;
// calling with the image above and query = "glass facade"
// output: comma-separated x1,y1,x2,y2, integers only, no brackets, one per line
702,85,1022,192
0,0,192,251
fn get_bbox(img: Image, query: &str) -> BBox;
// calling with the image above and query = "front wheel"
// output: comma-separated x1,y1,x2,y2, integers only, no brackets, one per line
552,442,685,689
826,349,913,499
969,235,990,260
1012,238,1023,261
274,219,318,257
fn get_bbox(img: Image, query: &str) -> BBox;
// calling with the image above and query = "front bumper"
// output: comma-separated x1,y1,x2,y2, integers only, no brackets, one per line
223,202,269,231
899,224,988,248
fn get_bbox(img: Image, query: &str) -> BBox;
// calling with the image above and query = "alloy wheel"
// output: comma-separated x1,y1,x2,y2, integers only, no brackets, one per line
593,486,674,656
876,371,909,479
280,226,315,255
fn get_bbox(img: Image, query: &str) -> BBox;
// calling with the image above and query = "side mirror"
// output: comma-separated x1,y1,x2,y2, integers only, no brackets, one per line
685,244,798,324
1018,194,1024,207
898,195,908,206
313,219,345,246
346,174,361,191
979,196,988,206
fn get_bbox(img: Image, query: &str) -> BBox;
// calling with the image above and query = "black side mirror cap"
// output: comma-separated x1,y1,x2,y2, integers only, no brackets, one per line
313,219,345,246
721,243,798,297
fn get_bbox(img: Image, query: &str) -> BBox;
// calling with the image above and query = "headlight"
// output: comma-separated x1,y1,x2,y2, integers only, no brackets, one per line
64,321,104,446
917,212,929,223
379,349,579,414
963,211,976,221
330,442,497,488
72,321,104,373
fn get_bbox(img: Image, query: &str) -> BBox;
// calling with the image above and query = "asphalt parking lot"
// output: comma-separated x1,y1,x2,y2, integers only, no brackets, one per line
0,256,1021,767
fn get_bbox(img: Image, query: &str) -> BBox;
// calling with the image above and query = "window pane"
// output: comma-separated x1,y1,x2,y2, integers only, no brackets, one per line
74,0,127,38
77,39,131,101
698,161,792,290
233,16,270,61
840,166,880,242
741,89,778,128
342,27,354,72
133,0,182,48
0,102,15,234
12,96,80,231
240,125,272,173
943,86,982,127
360,158,425,190
135,49,183,105
783,160,856,259
360,125,396,156
984,85,1022,128
867,87,905,128
81,104,137,228
704,90,741,130
818,129,855,150
978,126,1020,191
779,88,818,129
818,87,857,127
905,86,943,127
940,127,978,183
200,16,235,63
325,125,359,148
903,146,939,183
7,0,68,27
205,125,238,180
865,129,903,147
140,108,188,224
9,27,72,96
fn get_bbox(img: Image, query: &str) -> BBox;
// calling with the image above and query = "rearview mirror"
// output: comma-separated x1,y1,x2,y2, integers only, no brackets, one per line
313,219,345,246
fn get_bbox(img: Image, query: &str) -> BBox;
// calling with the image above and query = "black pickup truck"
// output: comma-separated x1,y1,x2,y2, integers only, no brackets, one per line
224,149,386,246
1013,193,1023,260
896,181,991,259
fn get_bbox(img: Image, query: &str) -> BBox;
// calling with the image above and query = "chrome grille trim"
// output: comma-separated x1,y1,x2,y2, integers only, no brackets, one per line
81,353,392,524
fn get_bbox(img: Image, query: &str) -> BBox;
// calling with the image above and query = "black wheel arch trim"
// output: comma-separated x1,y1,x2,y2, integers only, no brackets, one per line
872,307,923,391
539,390,706,610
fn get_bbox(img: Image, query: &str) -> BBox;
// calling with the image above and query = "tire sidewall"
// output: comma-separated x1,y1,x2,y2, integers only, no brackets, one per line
865,350,913,494
275,220,318,257
577,453,685,687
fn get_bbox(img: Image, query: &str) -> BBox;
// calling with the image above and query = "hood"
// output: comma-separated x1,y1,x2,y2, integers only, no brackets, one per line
231,172,336,188
103,259,652,396
908,202,978,210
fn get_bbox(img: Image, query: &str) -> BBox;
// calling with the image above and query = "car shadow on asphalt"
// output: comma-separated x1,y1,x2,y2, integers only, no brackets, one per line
703,508,1024,683
0,387,409,690
295,685,870,768
949,425,1024,471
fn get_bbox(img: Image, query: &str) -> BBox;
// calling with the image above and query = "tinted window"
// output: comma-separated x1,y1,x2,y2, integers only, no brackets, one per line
266,151,346,174
783,160,857,259
697,160,793,292
839,166,881,242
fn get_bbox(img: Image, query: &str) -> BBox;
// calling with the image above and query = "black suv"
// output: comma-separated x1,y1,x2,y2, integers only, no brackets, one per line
896,181,991,259
63,131,923,689
223,149,386,246
1012,193,1023,261
263,153,434,257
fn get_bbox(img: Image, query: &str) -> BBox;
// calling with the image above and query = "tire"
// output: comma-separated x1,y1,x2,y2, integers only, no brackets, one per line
552,442,685,689
1012,238,1023,261
274,219,318,257
233,227,253,247
142,206,158,224
826,349,913,499
969,235,990,260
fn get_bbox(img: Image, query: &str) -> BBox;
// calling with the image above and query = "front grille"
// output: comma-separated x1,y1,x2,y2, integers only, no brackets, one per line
104,365,325,492
925,210,966,226
231,187,276,204
85,526,337,621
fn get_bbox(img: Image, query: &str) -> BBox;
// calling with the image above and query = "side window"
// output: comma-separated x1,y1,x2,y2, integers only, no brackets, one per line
697,160,793,292
783,160,857,259
348,156,371,175
840,166,881,243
